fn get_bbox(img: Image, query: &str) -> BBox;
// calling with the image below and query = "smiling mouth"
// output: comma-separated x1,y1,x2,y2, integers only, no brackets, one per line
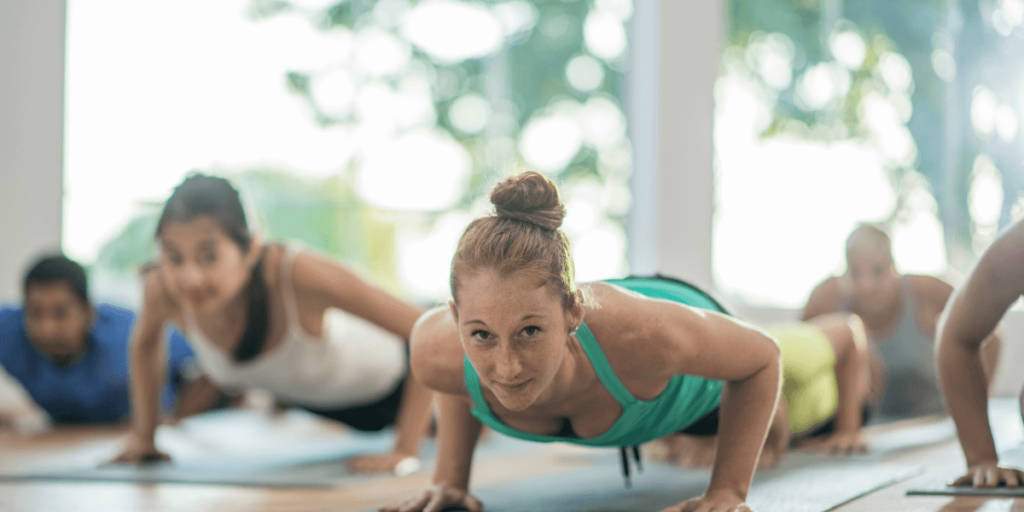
496,379,531,392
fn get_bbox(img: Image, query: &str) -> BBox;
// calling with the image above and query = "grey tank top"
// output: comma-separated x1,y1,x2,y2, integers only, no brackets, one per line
840,276,942,417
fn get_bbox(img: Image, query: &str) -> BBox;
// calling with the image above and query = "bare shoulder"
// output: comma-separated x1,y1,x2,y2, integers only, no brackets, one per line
909,275,953,304
582,282,697,378
801,276,841,320
286,246,350,292
409,306,468,396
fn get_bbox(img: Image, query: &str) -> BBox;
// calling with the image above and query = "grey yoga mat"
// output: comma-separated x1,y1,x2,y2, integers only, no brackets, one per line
0,409,538,488
402,452,920,512
906,397,1024,497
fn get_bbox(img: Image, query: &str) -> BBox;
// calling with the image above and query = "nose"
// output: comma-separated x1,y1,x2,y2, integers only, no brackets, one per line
494,343,524,380
179,262,206,290
37,317,60,340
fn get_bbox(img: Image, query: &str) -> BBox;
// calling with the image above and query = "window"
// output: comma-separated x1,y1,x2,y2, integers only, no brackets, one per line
66,0,634,305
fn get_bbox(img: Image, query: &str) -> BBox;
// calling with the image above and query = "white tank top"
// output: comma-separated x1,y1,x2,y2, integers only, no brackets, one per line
182,246,407,409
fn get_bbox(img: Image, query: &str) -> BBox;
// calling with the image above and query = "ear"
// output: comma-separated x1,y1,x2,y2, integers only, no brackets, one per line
567,289,585,332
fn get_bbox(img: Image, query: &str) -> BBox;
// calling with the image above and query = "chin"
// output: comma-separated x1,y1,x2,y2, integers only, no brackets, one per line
495,389,540,411
187,298,221,315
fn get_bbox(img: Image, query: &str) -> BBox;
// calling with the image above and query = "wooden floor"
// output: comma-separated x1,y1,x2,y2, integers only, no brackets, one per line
1,418,1023,512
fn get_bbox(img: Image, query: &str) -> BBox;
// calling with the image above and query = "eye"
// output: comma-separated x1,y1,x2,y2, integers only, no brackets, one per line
471,330,492,342
521,326,541,337
166,253,183,265
200,250,217,264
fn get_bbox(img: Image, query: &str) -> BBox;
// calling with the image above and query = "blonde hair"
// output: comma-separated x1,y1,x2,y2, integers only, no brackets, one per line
450,172,578,310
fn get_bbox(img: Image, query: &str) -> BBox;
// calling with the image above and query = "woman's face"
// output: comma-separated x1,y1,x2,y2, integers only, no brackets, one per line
846,249,900,314
158,215,255,315
453,270,580,412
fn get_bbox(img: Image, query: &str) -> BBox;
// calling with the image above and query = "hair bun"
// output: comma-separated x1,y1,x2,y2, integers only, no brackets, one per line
490,172,566,231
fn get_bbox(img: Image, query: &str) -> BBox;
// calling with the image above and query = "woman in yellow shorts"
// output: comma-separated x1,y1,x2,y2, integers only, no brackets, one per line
659,314,873,467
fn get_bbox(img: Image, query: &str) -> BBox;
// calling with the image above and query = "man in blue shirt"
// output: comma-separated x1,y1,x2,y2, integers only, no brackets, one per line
0,254,211,426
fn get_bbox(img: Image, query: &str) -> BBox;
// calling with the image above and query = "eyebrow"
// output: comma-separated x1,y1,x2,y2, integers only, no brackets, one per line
463,313,545,326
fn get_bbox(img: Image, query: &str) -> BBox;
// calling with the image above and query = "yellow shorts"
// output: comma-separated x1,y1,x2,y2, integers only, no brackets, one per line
766,323,839,435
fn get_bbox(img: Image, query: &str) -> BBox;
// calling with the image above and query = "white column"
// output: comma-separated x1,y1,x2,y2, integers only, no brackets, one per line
627,0,723,291
0,0,67,302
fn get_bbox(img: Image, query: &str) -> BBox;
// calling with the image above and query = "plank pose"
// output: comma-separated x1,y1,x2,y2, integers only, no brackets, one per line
114,174,434,473
385,172,782,512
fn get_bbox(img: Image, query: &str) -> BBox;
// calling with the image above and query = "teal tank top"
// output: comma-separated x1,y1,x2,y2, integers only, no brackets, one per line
463,276,725,448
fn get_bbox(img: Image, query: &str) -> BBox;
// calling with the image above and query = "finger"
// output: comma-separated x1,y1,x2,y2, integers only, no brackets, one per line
397,492,431,512
422,492,449,512
984,467,998,488
1003,469,1021,488
973,468,984,488
464,494,484,512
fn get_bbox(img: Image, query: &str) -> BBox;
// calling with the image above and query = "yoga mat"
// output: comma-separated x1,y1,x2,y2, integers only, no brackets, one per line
0,408,538,488
906,397,1024,497
907,483,1024,497
866,418,955,452
411,452,920,512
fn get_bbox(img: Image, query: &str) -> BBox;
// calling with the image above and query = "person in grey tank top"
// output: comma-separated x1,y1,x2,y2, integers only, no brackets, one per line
801,224,1001,418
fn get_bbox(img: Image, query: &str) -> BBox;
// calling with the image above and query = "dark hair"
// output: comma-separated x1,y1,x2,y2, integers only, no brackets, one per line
157,173,268,362
24,254,90,305
450,171,578,310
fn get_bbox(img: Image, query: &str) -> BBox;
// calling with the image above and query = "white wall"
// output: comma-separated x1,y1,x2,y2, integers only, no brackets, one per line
0,0,66,304
627,0,724,291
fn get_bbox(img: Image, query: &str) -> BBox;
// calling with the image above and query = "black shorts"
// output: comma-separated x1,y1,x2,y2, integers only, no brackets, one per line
677,407,720,437
300,376,407,432
802,405,872,439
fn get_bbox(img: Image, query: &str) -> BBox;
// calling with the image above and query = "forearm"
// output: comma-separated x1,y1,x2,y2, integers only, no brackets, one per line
129,341,165,440
764,393,790,452
392,376,435,456
432,394,482,490
833,342,865,433
708,360,781,499
938,335,996,465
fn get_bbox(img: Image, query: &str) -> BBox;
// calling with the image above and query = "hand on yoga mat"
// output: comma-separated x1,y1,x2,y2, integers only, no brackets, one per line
795,430,866,455
951,462,1024,488
109,435,171,464
378,484,482,512
660,489,753,512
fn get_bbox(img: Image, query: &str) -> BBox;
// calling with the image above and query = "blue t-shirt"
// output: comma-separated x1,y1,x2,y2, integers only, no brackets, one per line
0,305,195,423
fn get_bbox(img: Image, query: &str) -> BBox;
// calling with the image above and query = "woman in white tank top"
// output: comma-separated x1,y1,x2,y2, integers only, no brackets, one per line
113,174,433,474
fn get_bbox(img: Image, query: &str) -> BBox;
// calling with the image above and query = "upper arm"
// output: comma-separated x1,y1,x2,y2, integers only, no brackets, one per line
801,278,840,322
165,327,195,373
939,221,1024,350
291,250,423,340
409,306,468,396
134,271,177,352
597,286,781,383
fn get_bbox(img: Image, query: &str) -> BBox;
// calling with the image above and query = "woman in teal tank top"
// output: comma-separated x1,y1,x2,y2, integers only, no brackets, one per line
382,173,782,512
